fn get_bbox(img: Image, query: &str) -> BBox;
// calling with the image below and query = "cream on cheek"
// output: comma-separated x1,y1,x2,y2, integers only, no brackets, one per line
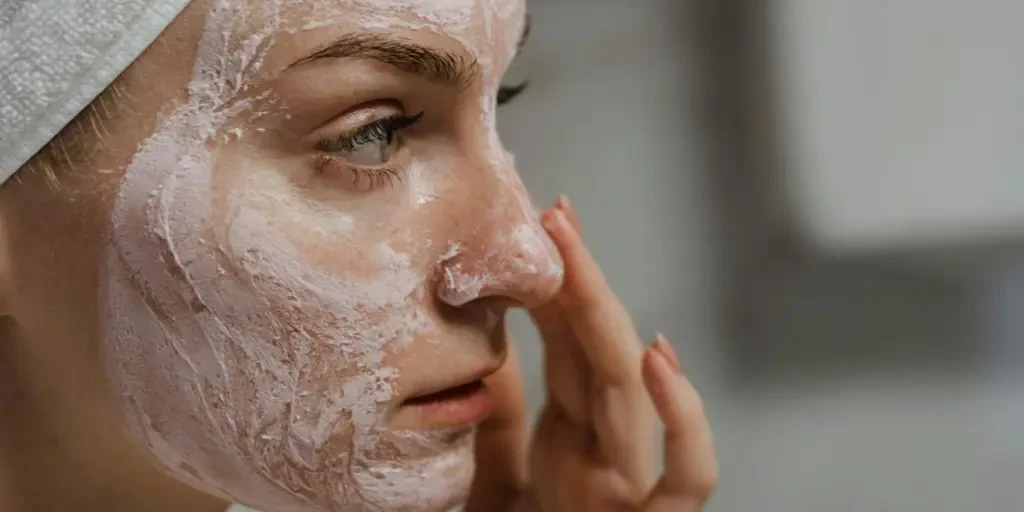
106,148,469,512
99,1,502,511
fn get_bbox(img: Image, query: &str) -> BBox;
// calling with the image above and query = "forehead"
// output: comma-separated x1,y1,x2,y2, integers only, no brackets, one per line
303,0,526,33
241,0,527,63
175,0,529,95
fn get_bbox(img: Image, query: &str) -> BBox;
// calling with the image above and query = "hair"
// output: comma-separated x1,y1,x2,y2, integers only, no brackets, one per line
20,77,132,190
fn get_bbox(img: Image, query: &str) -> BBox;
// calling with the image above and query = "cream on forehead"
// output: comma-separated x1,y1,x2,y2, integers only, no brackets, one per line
303,0,524,58
98,0,553,510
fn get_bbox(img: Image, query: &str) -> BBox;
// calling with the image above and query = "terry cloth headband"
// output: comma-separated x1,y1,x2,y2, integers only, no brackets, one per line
0,0,192,184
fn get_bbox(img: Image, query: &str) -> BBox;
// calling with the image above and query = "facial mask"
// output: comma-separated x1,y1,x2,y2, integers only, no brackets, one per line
98,0,560,511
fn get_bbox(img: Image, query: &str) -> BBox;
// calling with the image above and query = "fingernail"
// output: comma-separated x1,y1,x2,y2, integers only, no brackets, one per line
542,208,567,232
645,347,675,389
653,332,681,372
650,333,663,349
556,194,571,211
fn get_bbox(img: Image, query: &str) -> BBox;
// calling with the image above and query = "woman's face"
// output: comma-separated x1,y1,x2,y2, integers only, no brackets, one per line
21,0,561,510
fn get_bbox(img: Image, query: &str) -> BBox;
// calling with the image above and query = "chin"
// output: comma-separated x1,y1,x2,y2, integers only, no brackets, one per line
217,424,478,512
343,430,478,512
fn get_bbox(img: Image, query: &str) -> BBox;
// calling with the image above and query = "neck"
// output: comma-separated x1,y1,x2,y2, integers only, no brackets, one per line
0,340,228,512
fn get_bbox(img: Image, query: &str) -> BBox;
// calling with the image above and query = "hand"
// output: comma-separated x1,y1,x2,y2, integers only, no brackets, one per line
523,196,718,511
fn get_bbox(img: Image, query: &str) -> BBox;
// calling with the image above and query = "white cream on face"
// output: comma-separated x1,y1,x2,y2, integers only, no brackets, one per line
98,0,561,511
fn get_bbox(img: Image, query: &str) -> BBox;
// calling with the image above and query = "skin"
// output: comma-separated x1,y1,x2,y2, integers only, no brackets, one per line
520,198,719,511
0,0,717,510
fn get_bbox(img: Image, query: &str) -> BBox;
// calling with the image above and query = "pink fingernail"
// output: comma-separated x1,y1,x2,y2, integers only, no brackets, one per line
653,333,681,372
644,347,675,392
557,194,571,211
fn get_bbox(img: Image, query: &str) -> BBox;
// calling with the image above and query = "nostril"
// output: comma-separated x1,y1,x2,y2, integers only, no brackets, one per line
439,264,489,307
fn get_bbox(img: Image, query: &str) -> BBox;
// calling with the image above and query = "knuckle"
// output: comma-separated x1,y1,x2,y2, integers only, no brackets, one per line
686,473,719,501
688,479,720,499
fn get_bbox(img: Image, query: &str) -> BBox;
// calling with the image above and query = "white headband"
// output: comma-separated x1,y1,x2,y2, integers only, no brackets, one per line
0,0,191,184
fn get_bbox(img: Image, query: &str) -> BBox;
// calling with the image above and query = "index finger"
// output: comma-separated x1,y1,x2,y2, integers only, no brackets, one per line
540,207,643,385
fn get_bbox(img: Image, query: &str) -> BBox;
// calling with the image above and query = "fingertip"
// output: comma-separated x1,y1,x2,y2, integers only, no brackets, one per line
559,195,583,232
541,207,568,236
653,333,681,372
644,346,704,432
642,347,658,377
540,209,575,265
642,347,675,405
555,193,570,211
537,203,558,218
541,208,597,300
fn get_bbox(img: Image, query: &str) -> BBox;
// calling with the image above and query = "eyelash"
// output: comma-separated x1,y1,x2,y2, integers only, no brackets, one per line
314,112,422,189
498,81,529,106
313,82,528,190
316,112,423,154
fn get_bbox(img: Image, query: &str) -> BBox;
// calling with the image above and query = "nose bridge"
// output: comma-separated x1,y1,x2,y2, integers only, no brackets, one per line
437,155,564,308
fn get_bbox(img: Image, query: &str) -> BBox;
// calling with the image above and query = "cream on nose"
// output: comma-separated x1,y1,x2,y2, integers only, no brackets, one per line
437,206,564,309
437,132,564,308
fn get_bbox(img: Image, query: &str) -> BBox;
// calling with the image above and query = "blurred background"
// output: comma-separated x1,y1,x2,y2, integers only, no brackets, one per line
500,1,1024,510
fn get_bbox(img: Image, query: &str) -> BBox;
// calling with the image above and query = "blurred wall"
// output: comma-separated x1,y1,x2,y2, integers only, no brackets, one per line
501,0,724,393
501,1,1023,511
771,0,1024,252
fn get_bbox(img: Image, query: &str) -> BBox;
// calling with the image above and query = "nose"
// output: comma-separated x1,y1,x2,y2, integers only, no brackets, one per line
436,162,564,310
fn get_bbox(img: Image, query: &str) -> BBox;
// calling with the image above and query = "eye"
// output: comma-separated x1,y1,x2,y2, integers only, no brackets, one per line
316,112,423,166
344,130,395,166
313,111,423,191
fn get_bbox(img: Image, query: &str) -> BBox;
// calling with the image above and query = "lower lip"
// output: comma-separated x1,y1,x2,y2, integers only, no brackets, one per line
403,381,494,428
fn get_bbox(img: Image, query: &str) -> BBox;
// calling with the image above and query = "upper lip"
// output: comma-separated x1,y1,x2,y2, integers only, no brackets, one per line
403,363,501,403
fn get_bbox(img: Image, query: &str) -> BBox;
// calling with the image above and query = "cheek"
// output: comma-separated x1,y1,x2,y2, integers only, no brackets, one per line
224,184,432,356
100,136,444,508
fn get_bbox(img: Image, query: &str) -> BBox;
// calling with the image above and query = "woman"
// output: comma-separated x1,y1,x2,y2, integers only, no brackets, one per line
0,0,717,510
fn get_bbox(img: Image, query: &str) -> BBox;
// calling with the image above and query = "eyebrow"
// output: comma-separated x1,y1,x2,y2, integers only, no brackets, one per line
288,33,477,87
288,15,532,88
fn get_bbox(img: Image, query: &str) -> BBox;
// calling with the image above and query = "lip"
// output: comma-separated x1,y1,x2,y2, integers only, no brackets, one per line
401,366,500,429
402,380,494,428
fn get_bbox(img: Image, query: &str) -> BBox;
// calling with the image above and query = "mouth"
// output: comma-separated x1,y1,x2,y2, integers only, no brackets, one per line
401,370,497,429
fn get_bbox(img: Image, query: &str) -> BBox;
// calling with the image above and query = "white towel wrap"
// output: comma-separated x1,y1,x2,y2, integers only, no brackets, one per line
0,0,191,184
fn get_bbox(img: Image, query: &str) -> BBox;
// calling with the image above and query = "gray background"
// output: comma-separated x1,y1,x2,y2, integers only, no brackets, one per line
500,1,1024,511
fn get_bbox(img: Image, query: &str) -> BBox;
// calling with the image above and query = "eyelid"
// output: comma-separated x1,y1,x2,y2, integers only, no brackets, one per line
308,100,404,142
310,108,422,195
315,111,423,154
